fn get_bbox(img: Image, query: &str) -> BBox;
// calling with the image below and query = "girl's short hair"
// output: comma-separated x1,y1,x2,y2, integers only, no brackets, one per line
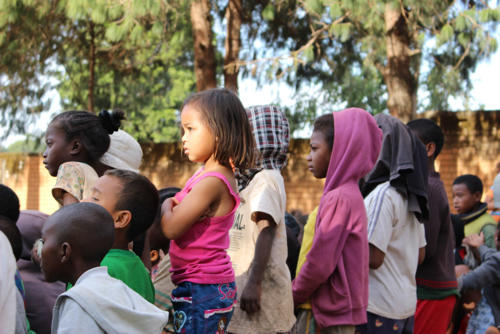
182,88,256,170
313,113,334,151
50,109,125,163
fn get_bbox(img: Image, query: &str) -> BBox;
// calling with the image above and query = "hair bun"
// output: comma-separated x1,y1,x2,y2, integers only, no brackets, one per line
98,109,125,134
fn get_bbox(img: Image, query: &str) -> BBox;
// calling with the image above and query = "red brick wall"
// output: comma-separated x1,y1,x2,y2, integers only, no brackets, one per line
1,110,499,215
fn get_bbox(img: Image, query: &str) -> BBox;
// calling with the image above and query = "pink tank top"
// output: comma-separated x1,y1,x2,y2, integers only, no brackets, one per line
169,169,239,285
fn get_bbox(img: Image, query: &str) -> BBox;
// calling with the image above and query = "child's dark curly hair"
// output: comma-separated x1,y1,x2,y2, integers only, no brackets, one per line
50,109,125,163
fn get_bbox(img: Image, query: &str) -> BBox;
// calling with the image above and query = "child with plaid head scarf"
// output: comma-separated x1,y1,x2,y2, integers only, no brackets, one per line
228,105,296,333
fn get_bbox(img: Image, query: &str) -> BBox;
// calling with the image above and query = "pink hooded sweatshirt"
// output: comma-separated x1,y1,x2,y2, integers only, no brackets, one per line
292,108,382,327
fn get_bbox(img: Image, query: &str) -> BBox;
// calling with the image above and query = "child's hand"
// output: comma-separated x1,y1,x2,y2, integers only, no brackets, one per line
240,280,262,315
161,198,179,216
455,264,470,278
31,238,43,267
463,232,485,249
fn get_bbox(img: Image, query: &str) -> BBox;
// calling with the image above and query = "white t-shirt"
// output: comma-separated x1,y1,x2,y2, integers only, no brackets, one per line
227,170,295,333
0,231,16,334
365,182,426,319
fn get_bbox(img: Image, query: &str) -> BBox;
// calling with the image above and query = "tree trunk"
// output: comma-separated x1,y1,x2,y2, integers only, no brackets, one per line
383,5,417,123
88,21,95,113
223,0,242,92
190,0,217,92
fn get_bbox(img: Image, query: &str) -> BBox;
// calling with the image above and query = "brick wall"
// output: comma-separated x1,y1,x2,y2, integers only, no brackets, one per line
1,110,499,215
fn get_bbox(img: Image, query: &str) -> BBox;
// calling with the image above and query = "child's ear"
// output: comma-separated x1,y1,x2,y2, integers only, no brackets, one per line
60,242,72,264
114,210,132,230
473,191,482,202
69,139,82,156
425,142,436,159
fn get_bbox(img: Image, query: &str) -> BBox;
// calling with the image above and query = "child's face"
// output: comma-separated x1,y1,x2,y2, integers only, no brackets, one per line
83,175,122,219
40,221,64,283
452,183,481,214
307,130,331,179
180,104,216,164
43,124,73,177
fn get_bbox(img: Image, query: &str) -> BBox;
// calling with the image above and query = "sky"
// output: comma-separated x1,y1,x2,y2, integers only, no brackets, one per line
2,45,500,148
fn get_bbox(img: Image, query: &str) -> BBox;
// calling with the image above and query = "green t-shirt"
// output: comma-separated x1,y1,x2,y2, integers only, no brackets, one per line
101,249,155,303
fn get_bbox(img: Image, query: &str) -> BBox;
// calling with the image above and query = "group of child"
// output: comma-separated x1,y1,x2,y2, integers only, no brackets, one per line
1,87,500,334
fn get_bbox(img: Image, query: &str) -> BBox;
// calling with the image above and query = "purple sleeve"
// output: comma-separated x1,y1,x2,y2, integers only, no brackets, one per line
292,193,351,304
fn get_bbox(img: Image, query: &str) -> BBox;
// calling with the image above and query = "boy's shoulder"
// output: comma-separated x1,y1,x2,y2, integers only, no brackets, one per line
57,266,168,334
101,249,147,275
472,211,497,226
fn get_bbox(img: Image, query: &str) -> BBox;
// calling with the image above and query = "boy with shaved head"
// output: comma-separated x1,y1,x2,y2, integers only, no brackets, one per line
40,203,168,334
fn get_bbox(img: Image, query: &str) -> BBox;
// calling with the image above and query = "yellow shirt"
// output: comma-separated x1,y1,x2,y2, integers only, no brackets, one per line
295,206,319,309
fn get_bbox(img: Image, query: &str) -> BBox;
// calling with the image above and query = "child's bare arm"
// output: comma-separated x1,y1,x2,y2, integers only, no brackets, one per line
369,244,385,269
418,247,426,265
160,177,225,240
240,212,277,314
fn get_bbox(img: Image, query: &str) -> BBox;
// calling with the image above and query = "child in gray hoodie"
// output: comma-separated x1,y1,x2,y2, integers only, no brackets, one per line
40,203,169,334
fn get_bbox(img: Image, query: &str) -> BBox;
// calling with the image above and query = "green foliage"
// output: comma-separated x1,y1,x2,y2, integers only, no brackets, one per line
0,0,195,142
5,137,43,153
241,0,498,118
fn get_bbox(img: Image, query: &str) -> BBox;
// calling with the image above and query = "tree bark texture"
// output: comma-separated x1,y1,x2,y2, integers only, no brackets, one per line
190,0,217,92
383,5,417,123
223,0,242,92
88,21,95,113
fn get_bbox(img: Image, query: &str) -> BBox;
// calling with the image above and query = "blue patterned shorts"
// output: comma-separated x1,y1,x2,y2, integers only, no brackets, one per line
171,281,236,334
466,294,495,334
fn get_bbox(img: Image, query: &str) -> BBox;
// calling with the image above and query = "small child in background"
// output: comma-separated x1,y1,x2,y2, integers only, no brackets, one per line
41,203,169,333
452,175,498,334
408,118,458,334
43,109,125,205
459,229,500,334
293,109,382,333
227,105,295,333
161,88,256,333
83,169,159,303
452,174,497,266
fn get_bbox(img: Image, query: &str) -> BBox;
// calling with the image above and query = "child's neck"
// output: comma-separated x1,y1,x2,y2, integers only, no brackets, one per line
69,261,101,285
112,237,130,251
427,157,436,173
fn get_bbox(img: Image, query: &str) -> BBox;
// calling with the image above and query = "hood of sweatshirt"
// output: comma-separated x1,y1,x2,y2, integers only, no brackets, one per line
53,267,168,334
323,108,382,192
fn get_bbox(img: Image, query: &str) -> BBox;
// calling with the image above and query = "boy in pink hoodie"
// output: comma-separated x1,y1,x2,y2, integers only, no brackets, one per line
293,108,382,333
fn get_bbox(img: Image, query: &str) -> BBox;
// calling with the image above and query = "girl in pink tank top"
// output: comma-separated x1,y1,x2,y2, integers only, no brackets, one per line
160,88,256,333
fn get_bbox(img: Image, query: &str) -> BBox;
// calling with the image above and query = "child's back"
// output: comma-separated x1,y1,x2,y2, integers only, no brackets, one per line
100,249,154,302
53,266,167,333
359,114,428,333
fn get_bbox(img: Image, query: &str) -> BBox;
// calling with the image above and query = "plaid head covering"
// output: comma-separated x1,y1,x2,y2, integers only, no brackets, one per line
236,105,290,191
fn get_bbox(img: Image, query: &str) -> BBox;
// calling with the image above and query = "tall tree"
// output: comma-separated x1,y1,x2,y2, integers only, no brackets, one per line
0,0,195,141
241,0,499,122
